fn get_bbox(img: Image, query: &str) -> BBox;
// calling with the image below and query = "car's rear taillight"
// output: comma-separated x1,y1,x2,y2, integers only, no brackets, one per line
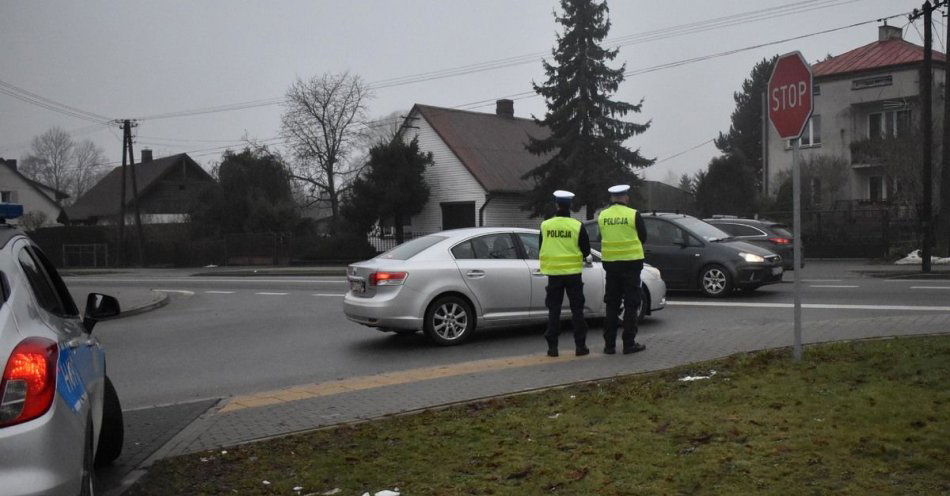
0,337,57,428
369,271,408,286
768,237,792,245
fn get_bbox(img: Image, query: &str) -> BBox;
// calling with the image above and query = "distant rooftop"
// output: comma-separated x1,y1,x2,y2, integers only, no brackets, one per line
813,25,946,78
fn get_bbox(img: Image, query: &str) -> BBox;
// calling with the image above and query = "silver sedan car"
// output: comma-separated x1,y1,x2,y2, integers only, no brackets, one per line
0,213,123,496
344,227,666,345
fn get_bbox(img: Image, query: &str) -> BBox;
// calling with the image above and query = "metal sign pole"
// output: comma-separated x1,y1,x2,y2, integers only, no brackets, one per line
792,138,803,361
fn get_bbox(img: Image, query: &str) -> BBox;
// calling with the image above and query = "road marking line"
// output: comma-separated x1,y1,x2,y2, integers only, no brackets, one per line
218,353,590,414
256,292,288,295
910,286,950,290
65,277,347,284
666,301,950,312
809,285,859,288
802,279,842,282
152,289,195,295
205,290,236,294
313,293,346,297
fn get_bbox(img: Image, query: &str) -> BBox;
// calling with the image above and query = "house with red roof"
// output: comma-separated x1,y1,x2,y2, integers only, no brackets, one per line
765,24,946,206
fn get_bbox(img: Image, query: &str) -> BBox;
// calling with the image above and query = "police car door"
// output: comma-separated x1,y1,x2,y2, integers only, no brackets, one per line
516,233,603,317
451,233,532,323
14,242,103,430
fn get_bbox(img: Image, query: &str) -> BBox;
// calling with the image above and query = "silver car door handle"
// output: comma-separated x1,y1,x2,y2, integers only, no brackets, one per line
531,270,545,277
466,270,486,278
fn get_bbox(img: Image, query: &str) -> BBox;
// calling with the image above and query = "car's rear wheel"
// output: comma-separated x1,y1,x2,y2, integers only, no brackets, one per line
80,420,97,496
700,264,733,297
424,296,475,346
94,376,123,467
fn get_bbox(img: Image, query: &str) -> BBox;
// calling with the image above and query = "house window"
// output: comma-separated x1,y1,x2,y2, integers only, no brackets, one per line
852,75,893,90
0,191,12,203
813,84,821,96
869,110,911,138
869,176,883,202
788,115,821,147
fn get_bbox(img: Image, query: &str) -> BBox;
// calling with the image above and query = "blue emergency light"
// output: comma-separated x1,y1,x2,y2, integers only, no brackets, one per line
0,203,24,221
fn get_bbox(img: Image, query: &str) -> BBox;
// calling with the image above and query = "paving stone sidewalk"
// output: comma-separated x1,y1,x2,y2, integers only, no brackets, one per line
157,311,950,458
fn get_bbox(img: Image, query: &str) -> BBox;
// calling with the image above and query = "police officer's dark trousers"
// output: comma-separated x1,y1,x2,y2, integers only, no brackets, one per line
603,260,643,349
544,273,588,348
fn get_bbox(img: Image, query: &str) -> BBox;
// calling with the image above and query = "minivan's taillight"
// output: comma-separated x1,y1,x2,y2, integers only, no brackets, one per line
768,237,792,245
0,337,57,427
369,271,408,286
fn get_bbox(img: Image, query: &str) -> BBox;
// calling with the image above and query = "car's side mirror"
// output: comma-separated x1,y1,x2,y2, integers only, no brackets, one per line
84,293,120,332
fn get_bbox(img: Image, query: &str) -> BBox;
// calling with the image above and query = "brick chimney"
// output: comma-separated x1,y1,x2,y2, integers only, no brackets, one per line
879,23,902,41
141,148,153,163
495,99,514,118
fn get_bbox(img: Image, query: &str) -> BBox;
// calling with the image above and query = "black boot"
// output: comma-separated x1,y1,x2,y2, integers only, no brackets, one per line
547,339,559,357
622,342,646,354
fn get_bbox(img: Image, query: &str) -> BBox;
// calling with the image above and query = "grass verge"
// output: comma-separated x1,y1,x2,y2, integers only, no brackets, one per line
129,335,950,495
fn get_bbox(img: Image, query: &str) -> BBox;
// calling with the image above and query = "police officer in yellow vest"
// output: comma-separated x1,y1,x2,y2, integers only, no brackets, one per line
539,190,591,357
598,184,648,354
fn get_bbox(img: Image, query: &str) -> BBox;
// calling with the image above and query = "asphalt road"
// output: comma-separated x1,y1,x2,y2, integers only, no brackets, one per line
65,268,950,411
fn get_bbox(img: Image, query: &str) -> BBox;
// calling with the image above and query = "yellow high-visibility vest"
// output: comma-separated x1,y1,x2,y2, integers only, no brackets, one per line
598,204,644,262
539,216,583,275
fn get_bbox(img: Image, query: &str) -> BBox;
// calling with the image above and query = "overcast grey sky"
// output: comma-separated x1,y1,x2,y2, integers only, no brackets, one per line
0,0,933,185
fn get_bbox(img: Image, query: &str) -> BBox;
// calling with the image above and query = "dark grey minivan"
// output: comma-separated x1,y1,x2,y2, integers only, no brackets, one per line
704,217,800,270
584,213,784,297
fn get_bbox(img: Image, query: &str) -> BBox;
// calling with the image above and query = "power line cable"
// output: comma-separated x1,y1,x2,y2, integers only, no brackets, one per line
128,0,858,122
655,139,716,165
0,79,113,123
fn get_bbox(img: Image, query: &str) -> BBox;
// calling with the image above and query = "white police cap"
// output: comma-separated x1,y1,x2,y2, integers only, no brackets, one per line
553,190,575,200
608,184,630,195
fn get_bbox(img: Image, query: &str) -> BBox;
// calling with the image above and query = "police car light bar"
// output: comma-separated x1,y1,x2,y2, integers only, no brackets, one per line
0,203,25,221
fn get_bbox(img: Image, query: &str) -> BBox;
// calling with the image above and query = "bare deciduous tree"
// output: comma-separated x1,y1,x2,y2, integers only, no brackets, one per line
21,127,74,198
72,139,108,199
280,72,372,228
19,127,108,203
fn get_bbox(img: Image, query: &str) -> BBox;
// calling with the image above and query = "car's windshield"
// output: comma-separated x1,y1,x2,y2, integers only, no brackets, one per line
377,235,447,260
675,217,732,241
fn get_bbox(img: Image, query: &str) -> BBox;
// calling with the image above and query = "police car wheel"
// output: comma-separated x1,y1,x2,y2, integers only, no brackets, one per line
700,264,733,297
424,296,474,346
94,376,124,467
80,420,97,496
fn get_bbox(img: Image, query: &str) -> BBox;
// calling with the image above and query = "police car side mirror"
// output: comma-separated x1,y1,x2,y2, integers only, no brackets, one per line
84,293,121,332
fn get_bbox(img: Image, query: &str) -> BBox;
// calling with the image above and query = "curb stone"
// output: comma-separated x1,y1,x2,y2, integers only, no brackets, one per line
102,291,170,321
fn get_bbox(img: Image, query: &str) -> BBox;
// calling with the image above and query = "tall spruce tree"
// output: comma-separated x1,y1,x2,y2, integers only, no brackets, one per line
523,0,652,219
714,55,777,192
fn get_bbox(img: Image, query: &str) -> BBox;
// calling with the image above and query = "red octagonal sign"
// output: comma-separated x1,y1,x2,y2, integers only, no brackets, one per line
768,51,813,139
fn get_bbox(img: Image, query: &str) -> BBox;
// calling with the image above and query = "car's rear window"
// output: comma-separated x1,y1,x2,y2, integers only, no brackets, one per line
771,225,793,238
377,235,447,260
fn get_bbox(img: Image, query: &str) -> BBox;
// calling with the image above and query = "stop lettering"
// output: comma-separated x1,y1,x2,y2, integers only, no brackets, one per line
768,52,813,139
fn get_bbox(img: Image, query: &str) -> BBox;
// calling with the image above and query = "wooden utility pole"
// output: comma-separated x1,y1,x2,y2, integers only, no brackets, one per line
942,5,950,255
912,1,937,272
123,119,146,266
115,121,127,266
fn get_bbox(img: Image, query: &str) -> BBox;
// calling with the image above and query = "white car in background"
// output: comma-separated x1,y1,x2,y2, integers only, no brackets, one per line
344,227,666,345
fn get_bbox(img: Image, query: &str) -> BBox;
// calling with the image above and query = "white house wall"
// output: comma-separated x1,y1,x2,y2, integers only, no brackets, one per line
403,111,488,234
0,166,62,227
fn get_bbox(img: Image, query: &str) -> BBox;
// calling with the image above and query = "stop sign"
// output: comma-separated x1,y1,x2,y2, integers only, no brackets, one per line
768,51,813,139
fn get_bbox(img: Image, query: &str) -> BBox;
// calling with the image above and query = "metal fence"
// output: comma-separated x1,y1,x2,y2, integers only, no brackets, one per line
62,244,109,268
760,207,918,258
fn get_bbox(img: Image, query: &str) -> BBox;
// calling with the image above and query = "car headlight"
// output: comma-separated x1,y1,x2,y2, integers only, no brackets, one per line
643,265,661,280
739,252,765,263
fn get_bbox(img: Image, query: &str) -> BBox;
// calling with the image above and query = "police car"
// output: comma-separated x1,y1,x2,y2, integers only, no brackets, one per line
0,204,123,495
